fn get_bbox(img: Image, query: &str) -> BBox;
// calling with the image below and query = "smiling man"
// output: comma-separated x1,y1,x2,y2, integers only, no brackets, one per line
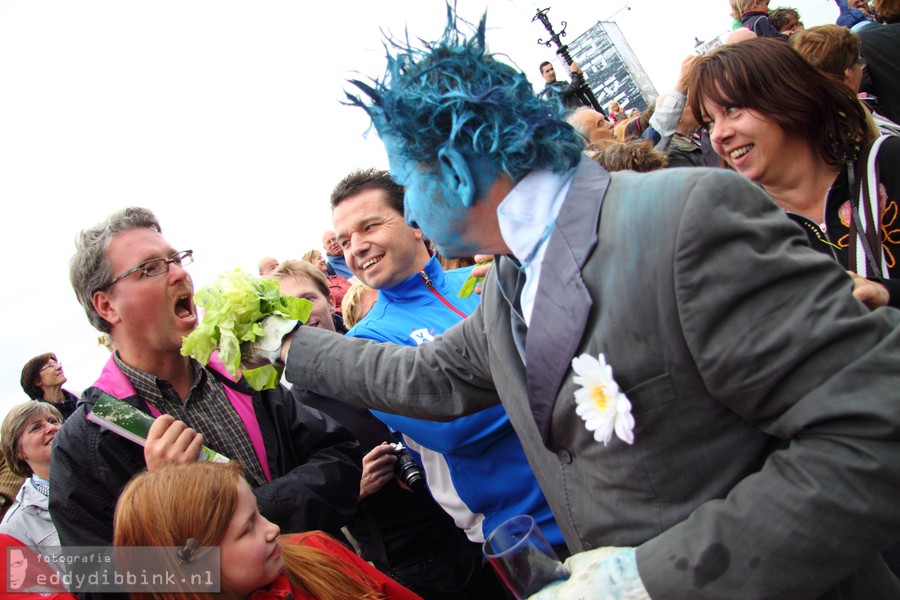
328,168,561,597
50,207,362,549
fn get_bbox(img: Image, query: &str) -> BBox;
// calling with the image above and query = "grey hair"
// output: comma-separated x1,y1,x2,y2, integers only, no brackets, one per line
565,106,594,137
69,207,161,333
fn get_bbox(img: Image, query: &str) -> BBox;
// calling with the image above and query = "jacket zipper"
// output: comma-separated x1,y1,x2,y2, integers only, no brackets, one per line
419,271,468,319
786,212,841,260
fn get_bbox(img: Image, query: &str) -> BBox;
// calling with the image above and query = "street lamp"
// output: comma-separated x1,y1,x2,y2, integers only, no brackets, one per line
532,6,605,115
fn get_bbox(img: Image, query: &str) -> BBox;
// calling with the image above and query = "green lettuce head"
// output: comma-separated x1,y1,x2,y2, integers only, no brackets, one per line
181,269,312,390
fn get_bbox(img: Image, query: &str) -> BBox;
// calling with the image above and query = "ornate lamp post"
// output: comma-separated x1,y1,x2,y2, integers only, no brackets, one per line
533,7,605,115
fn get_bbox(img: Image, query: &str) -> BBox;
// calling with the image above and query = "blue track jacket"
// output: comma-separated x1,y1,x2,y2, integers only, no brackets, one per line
348,254,563,545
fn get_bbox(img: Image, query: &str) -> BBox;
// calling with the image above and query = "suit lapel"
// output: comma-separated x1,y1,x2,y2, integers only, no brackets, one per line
526,157,610,447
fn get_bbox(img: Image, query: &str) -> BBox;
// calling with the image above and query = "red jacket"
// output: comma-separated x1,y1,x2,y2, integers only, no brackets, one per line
250,532,422,600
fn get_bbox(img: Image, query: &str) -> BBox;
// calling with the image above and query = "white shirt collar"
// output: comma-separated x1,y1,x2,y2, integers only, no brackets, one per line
497,168,575,325
497,168,573,265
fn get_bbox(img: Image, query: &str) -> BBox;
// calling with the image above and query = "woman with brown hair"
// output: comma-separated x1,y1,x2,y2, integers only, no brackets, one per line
20,353,78,420
688,37,900,309
114,461,421,600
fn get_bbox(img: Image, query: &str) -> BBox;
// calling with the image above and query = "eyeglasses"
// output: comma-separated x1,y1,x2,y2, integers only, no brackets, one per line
39,359,60,372
101,250,193,291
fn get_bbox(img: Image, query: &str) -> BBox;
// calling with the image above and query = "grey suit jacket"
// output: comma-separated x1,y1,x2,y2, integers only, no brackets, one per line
286,158,900,599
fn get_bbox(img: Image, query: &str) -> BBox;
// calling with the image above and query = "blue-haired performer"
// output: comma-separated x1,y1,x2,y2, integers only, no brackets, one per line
249,8,900,599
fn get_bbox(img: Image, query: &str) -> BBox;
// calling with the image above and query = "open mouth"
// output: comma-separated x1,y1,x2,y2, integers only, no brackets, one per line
175,295,195,319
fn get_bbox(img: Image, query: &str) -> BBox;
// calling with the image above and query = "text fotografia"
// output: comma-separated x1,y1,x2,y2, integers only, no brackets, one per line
39,552,111,565
6,545,221,593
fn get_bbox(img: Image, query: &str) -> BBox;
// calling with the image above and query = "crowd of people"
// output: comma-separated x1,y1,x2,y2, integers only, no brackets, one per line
2,1,900,599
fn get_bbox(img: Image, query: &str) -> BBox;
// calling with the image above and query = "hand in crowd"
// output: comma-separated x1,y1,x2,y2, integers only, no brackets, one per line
144,414,205,471
675,54,700,94
471,254,494,296
359,442,400,500
849,271,889,310
567,61,583,75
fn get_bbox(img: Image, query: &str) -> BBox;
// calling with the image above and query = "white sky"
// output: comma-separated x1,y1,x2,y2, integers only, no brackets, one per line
0,0,841,419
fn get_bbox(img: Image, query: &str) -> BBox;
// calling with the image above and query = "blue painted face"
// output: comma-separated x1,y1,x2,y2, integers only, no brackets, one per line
384,137,480,258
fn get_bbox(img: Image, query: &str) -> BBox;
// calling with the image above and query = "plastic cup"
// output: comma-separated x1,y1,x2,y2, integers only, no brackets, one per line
482,515,569,599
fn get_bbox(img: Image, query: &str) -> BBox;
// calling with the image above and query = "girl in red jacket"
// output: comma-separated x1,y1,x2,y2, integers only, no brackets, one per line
114,461,422,600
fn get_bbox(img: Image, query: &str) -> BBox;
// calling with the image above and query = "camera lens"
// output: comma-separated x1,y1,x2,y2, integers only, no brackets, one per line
394,449,426,492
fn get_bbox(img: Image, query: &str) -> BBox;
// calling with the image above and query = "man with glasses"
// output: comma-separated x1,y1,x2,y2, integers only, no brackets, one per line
49,207,362,550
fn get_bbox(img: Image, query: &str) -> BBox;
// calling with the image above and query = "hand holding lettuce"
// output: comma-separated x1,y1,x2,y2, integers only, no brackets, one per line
458,258,494,298
181,269,311,391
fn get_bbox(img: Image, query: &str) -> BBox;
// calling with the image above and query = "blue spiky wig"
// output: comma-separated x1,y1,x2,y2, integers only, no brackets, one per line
347,5,583,182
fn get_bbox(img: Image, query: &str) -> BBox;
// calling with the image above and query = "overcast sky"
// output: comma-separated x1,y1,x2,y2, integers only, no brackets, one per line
0,0,841,419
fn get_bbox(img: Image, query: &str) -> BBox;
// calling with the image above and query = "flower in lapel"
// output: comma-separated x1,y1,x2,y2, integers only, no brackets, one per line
571,353,635,446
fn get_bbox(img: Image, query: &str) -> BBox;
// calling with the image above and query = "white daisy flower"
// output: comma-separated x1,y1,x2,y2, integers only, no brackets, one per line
571,353,635,446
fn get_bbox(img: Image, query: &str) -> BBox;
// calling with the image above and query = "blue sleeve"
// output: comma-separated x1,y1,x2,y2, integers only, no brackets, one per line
641,126,661,145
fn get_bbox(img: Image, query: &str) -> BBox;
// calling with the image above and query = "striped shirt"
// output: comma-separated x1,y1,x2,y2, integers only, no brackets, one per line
114,354,266,486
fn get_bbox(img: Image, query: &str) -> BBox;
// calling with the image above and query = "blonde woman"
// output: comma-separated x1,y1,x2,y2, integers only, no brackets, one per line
0,402,63,550
341,282,378,329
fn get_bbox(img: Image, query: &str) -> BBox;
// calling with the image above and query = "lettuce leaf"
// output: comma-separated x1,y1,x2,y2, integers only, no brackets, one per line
181,269,312,390
458,260,493,298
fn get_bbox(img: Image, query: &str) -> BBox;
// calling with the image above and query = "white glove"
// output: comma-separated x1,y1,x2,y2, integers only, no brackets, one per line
528,547,650,600
240,316,299,369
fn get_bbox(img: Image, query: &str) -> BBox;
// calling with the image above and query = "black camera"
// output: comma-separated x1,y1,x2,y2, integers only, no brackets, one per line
392,443,426,492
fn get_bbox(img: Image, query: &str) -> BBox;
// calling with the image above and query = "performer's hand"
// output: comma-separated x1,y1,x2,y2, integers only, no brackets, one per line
472,254,494,295
359,443,399,500
145,414,205,471
568,60,583,74
240,316,300,369
528,547,650,600
849,271,889,310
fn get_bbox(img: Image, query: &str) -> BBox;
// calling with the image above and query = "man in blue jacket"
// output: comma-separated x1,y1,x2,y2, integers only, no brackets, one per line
330,168,563,553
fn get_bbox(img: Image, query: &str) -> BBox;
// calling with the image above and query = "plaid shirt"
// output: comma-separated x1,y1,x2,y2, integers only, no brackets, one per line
114,354,267,487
